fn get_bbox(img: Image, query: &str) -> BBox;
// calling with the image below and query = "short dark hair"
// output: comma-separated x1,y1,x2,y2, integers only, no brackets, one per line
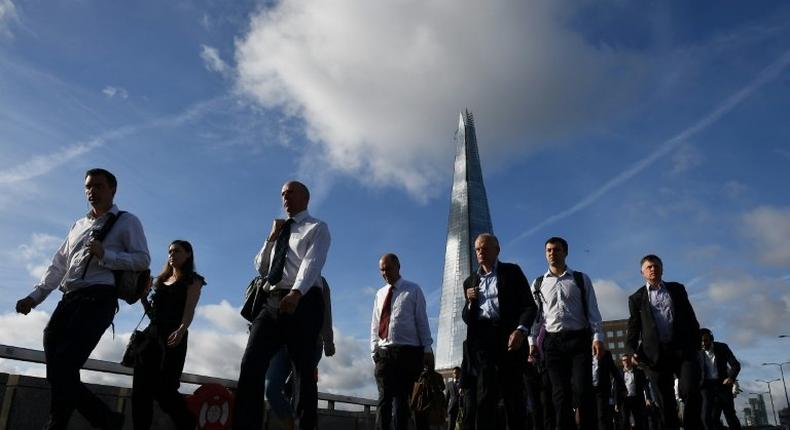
545,237,568,253
700,328,713,340
453,366,462,372
640,254,663,267
85,168,117,189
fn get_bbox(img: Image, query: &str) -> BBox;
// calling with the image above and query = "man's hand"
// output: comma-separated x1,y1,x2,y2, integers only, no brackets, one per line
423,352,434,367
87,239,105,259
592,339,604,358
645,399,653,408
279,290,302,314
324,342,336,357
15,297,34,315
465,287,478,301
268,219,287,241
167,326,186,348
632,354,640,366
722,377,734,386
529,344,538,358
508,330,525,351
614,404,620,413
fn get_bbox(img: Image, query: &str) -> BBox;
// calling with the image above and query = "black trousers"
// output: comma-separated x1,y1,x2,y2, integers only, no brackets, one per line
447,403,459,430
543,329,596,430
233,287,323,430
373,345,423,430
132,326,195,430
701,380,741,430
642,346,701,430
593,386,613,430
43,285,118,430
621,396,647,430
468,323,528,430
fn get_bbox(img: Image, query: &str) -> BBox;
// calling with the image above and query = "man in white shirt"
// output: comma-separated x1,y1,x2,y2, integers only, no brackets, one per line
15,168,150,430
370,253,433,430
528,236,604,430
234,181,331,430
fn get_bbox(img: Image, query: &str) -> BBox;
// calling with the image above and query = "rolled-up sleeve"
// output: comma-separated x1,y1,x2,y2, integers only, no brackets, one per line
254,241,275,277
584,274,605,343
29,233,70,306
415,287,433,353
291,222,331,294
99,214,150,271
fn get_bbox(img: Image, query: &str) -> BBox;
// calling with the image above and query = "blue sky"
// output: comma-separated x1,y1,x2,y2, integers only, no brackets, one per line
1,0,789,414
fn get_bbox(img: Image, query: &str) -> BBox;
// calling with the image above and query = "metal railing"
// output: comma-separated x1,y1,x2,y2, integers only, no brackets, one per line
0,344,376,414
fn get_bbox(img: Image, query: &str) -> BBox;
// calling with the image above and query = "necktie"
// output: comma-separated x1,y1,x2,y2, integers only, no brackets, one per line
378,286,394,340
267,219,294,286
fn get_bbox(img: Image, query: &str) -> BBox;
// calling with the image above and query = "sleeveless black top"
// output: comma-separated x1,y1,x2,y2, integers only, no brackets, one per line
149,273,205,331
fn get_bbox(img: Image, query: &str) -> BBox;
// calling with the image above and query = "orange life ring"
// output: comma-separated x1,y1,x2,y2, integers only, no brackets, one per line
187,383,234,430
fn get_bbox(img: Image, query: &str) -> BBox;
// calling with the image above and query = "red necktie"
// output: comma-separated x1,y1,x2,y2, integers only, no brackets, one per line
378,286,394,339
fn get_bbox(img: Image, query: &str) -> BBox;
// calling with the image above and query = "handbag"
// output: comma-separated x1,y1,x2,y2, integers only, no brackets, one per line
240,276,267,322
121,311,148,368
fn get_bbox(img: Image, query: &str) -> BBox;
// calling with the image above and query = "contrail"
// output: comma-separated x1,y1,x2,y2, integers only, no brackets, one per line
510,48,790,245
0,96,228,185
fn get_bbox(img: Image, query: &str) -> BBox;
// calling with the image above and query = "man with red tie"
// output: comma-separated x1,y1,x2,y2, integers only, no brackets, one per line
370,253,433,430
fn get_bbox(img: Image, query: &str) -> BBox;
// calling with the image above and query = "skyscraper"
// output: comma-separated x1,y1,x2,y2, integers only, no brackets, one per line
435,110,494,371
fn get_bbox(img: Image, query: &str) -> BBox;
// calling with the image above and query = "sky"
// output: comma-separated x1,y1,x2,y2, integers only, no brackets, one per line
1,0,789,419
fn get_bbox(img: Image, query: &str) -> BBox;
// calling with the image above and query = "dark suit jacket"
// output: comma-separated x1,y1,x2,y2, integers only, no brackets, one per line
701,341,740,381
620,366,652,404
446,379,460,411
626,281,700,366
594,350,625,399
461,261,537,347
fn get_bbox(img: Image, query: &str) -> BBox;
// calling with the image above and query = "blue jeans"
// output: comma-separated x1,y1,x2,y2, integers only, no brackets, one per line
265,348,294,419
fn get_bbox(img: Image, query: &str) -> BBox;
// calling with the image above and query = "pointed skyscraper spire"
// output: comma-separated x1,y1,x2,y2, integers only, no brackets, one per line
435,110,494,371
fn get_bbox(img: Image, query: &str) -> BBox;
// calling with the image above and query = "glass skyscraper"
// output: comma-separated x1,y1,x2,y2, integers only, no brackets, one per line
435,110,494,371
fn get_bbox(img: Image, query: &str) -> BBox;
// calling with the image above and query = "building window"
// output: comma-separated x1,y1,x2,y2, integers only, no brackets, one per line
607,331,614,338
608,343,615,350
616,330,624,337
618,341,625,348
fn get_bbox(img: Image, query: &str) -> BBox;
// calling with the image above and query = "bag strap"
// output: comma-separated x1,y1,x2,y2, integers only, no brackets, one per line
533,276,545,322
80,211,127,280
573,271,589,326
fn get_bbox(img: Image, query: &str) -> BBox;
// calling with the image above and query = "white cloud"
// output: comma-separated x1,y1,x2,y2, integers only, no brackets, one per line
742,206,790,267
13,232,62,279
698,274,790,347
196,299,248,332
200,44,230,76
0,0,17,40
234,0,647,197
102,85,128,99
592,279,630,321
317,329,376,398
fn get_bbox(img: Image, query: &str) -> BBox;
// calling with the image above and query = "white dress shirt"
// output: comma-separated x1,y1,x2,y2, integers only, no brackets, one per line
528,267,604,345
28,205,150,305
370,277,433,356
703,349,718,380
623,368,637,397
254,210,331,295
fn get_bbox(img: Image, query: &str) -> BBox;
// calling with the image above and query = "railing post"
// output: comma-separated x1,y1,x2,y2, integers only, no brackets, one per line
328,400,335,411
0,374,19,430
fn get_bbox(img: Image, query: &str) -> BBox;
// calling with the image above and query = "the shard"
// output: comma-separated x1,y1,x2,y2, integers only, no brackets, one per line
435,110,494,371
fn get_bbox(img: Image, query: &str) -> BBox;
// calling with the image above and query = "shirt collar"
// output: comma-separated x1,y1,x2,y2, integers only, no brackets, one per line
646,280,665,291
387,277,405,289
87,204,119,220
544,266,573,279
290,209,310,224
478,261,498,276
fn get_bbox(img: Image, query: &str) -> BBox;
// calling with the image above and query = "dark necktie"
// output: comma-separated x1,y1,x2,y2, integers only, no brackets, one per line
267,219,294,286
378,286,394,339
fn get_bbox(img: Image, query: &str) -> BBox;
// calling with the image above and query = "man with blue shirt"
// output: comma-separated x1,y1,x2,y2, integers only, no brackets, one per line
370,253,433,430
528,236,605,430
463,233,537,430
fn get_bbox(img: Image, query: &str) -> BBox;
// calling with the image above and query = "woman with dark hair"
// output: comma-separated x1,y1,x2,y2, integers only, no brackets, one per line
132,240,205,430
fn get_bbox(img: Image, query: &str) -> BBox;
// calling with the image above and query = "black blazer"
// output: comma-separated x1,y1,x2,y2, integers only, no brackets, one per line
462,261,537,341
701,341,740,381
626,281,700,366
620,366,652,404
595,350,625,398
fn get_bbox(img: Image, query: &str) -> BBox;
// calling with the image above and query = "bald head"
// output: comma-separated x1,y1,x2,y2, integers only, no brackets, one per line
281,181,310,217
474,233,500,270
379,253,401,285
